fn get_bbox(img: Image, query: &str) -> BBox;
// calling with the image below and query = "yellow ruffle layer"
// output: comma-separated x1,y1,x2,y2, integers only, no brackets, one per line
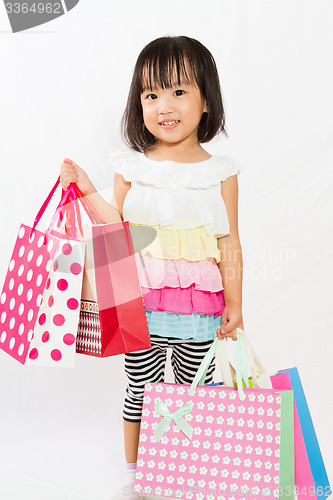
129,224,221,263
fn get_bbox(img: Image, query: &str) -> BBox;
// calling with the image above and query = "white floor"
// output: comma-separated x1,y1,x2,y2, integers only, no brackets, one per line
0,354,126,500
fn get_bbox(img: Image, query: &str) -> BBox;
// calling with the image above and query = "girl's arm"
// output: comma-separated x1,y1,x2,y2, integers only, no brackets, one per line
60,158,123,223
81,183,122,223
216,174,244,340
110,173,131,221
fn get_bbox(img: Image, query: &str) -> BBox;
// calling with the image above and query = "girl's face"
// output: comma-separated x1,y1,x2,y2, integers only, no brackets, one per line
140,70,208,148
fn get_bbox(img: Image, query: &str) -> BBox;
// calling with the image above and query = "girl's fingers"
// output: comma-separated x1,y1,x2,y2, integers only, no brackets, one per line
61,165,78,180
216,325,237,341
62,171,77,180
60,172,77,189
216,328,228,340
60,159,80,190
61,162,75,171
230,328,238,341
220,320,228,333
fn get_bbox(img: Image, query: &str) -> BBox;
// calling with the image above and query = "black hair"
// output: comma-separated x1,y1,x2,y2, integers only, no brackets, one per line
121,36,228,152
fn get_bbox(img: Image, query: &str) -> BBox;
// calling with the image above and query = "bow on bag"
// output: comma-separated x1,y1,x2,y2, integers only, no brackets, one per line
153,401,194,442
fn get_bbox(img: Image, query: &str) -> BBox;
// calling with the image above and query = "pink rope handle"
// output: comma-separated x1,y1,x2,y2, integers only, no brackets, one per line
76,186,107,224
61,184,107,236
29,176,107,246
30,176,60,234
75,192,97,225
30,177,77,244
42,184,79,243
59,184,84,237
74,198,84,237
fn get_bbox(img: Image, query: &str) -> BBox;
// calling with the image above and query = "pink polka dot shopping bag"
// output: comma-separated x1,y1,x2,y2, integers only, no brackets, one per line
0,177,85,367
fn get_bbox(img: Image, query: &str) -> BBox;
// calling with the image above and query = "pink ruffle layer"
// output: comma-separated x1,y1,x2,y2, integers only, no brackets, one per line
141,285,224,316
135,255,223,292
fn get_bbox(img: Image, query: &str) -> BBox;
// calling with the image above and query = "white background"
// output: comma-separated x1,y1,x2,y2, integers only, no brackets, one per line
0,1,332,499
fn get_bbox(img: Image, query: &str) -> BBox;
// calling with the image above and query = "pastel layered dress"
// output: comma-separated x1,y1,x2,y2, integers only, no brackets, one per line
111,148,244,342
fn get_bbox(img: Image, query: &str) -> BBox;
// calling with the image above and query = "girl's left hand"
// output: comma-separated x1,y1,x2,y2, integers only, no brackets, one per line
216,303,244,341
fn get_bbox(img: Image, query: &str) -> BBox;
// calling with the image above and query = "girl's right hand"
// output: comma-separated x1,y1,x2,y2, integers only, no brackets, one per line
60,158,94,195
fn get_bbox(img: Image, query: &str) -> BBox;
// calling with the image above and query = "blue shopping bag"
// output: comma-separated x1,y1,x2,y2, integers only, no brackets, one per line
277,367,331,500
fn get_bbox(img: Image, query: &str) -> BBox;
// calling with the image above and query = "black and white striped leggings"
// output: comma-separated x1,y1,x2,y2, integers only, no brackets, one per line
123,334,216,422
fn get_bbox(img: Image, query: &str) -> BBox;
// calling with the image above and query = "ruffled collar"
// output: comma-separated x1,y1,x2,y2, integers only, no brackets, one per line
110,147,245,189
139,152,215,167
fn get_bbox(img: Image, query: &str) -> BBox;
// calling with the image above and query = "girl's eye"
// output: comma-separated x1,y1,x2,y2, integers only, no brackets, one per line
174,90,185,96
146,94,158,100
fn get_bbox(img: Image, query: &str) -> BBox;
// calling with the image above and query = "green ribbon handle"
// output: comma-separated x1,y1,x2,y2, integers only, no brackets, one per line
189,337,218,396
189,328,249,400
153,401,194,442
235,332,250,400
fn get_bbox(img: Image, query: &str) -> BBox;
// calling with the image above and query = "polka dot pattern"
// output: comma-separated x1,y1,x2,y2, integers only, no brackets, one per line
67,298,79,310
0,224,59,364
51,349,62,361
29,348,38,360
38,313,46,325
26,238,85,367
53,314,65,326
70,263,82,275
62,243,72,255
63,333,75,345
57,279,68,291
42,331,50,343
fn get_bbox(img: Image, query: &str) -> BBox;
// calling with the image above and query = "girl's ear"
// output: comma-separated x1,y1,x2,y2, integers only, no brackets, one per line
203,100,208,113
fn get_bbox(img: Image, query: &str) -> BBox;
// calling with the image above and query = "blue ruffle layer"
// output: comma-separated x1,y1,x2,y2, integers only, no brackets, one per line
145,309,221,342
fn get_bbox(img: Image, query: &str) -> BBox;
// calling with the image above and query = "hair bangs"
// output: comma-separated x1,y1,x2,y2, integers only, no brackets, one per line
140,50,198,93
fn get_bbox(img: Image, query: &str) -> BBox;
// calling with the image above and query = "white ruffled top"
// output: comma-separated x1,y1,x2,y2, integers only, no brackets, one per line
109,147,245,238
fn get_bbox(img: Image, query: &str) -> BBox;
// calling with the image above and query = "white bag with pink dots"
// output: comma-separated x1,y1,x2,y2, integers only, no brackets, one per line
0,178,85,367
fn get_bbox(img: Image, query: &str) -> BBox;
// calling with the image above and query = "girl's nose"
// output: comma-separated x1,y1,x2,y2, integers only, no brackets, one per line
158,95,174,115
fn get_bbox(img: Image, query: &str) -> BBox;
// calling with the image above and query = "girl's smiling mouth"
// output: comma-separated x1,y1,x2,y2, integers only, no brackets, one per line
159,120,180,129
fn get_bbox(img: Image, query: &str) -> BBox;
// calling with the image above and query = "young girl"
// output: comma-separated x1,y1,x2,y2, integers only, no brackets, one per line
60,36,245,499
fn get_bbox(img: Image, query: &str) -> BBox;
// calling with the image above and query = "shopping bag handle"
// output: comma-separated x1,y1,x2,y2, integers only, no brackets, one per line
189,328,265,401
60,184,107,237
240,332,266,384
76,185,106,224
30,176,78,243
31,176,61,234
216,330,267,389
57,185,94,237
30,177,107,244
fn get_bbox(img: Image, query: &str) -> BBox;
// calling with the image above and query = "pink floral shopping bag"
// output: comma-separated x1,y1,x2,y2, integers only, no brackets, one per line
134,330,294,500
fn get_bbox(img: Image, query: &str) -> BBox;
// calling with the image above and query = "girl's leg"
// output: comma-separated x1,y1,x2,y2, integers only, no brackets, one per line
123,335,168,462
170,337,216,384
112,337,168,498
123,420,141,463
